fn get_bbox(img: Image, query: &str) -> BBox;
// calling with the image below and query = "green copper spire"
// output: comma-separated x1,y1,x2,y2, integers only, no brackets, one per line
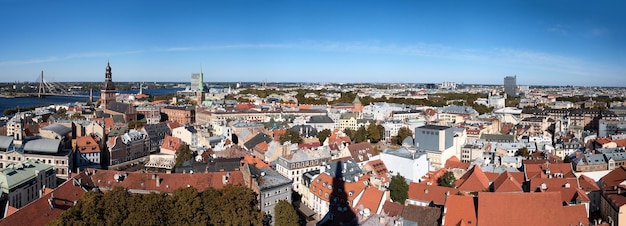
198,65,204,92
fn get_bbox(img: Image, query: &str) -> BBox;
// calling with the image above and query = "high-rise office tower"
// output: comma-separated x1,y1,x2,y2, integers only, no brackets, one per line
504,75,517,96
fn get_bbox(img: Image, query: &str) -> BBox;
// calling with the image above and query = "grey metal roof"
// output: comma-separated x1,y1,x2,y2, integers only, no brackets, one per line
584,154,606,165
107,102,132,114
41,124,71,136
244,132,272,150
307,115,334,124
0,136,13,150
23,138,61,153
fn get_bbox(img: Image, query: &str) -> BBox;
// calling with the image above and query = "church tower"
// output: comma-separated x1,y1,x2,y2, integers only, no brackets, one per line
196,66,205,106
101,61,117,109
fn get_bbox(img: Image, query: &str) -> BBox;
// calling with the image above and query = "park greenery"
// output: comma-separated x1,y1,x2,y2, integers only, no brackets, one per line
239,89,499,114
49,186,264,226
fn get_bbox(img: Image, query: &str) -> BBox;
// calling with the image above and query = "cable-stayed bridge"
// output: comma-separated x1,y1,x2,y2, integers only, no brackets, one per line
32,71,93,99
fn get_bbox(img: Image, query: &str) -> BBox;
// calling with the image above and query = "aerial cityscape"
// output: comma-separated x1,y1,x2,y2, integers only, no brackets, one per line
1,1,626,226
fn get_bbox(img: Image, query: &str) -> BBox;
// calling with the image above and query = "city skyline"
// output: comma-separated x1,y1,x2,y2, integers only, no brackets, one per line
1,1,625,86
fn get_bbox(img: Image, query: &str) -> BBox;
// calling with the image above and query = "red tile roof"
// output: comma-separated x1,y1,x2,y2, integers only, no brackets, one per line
408,182,460,205
524,162,575,180
0,177,87,226
87,169,244,193
444,156,470,170
355,187,385,213
578,175,600,192
492,171,523,193
381,201,403,217
76,135,101,154
420,168,447,185
310,173,368,203
347,142,376,163
366,159,390,183
161,135,182,152
599,166,626,189
529,177,579,192
455,165,490,192
443,195,476,226
241,155,271,168
477,192,589,226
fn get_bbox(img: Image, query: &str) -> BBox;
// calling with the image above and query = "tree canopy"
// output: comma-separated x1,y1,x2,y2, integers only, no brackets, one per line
280,129,303,145
316,129,331,144
175,143,193,167
392,127,413,145
49,185,264,226
389,174,409,204
274,200,299,226
438,171,456,188
366,123,381,143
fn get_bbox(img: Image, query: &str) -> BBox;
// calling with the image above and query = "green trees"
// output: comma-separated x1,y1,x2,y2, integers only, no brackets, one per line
316,129,331,144
56,107,68,119
70,112,86,120
366,123,381,143
516,147,530,158
392,127,413,145
438,171,456,188
274,200,299,226
175,143,193,166
49,185,264,226
354,126,367,143
389,174,409,204
280,129,303,145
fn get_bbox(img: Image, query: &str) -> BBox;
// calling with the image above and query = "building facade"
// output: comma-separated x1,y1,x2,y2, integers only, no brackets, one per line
0,159,56,209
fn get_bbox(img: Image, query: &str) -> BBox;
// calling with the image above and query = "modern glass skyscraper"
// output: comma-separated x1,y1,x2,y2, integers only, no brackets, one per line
504,75,517,96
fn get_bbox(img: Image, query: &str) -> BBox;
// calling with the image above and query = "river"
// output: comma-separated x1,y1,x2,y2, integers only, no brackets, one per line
0,88,183,116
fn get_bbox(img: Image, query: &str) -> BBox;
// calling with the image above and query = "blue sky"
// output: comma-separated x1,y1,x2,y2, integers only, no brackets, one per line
0,0,624,86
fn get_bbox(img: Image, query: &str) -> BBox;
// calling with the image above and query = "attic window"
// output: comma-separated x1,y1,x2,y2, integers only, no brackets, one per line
349,191,354,196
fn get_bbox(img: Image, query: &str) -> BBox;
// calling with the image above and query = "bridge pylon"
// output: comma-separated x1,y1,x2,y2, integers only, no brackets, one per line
38,70,44,98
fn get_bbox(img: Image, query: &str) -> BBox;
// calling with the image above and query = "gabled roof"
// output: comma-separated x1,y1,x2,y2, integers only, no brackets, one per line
408,182,460,205
444,156,470,170
455,165,490,192
402,204,441,226
106,102,133,114
366,159,389,183
307,115,334,124
492,171,523,193
381,201,403,217
355,187,385,213
347,142,375,163
243,132,272,150
578,175,600,192
524,162,575,180
599,166,626,189
477,192,589,226
529,177,579,192
241,156,271,168
161,135,182,151
76,136,101,154
309,173,367,203
443,195,476,226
